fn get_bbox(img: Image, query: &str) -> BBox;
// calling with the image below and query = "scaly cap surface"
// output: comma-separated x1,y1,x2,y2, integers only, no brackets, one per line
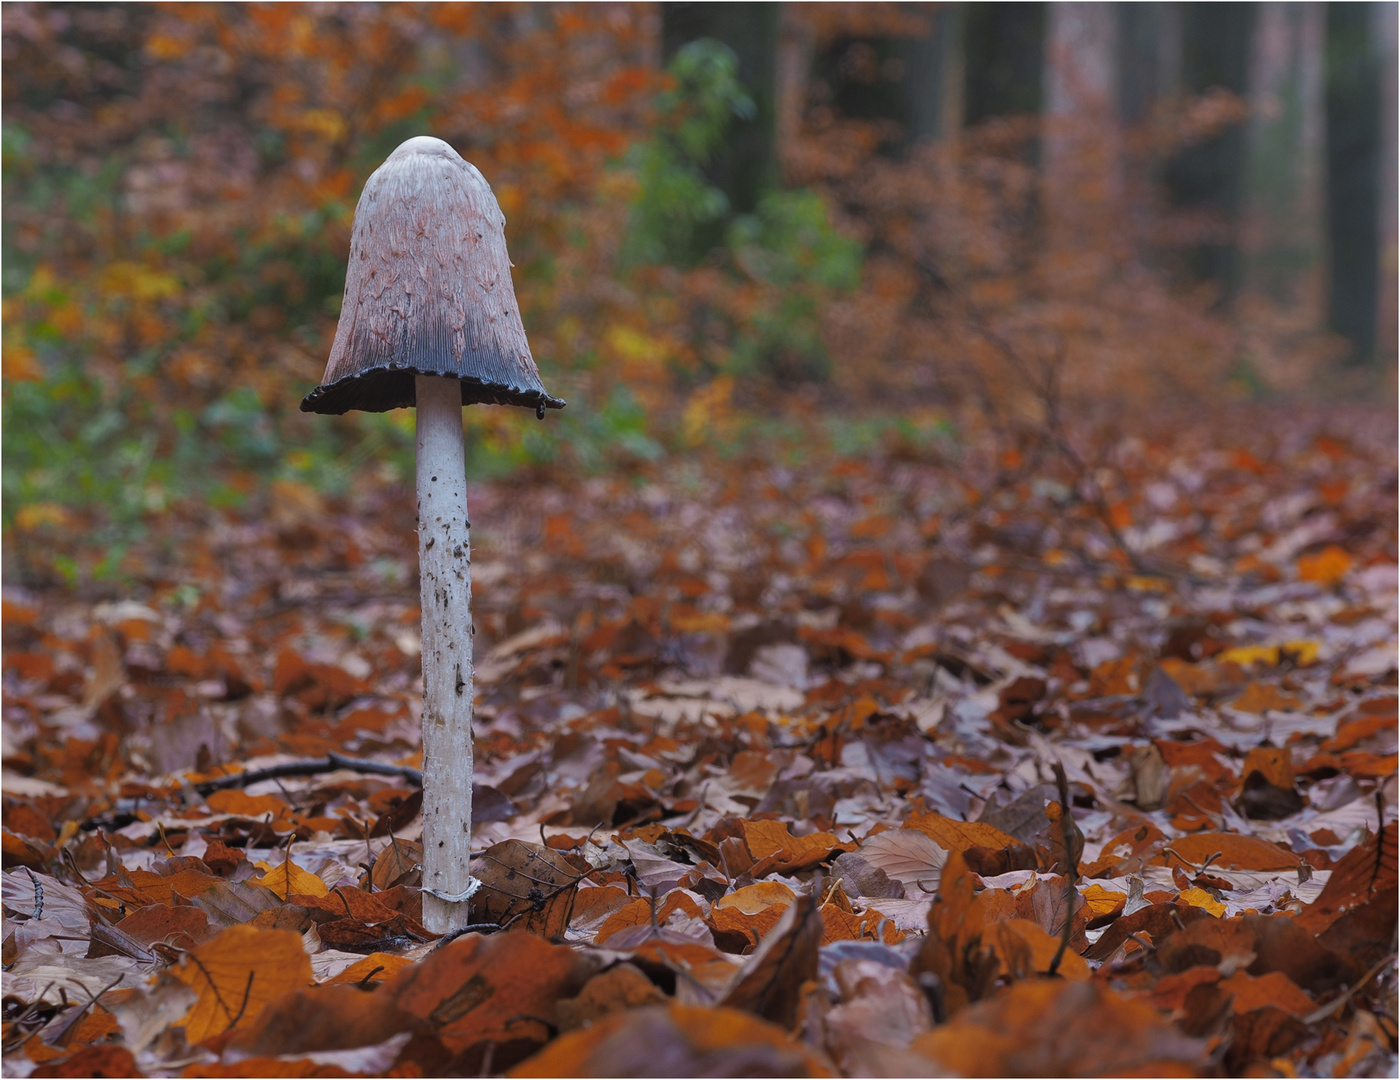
301,136,563,415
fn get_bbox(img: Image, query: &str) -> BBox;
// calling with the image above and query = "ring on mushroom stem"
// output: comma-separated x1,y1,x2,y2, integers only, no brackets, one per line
299,135,563,935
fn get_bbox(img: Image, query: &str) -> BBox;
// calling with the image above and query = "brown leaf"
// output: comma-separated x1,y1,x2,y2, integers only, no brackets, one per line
324,952,414,986
1219,970,1315,1018
508,1003,832,1077
472,839,581,936
224,981,412,1059
1295,823,1397,934
391,931,597,1054
205,790,292,819
369,836,423,891
568,884,634,933
828,851,906,899
1226,1007,1308,1073
1154,831,1297,872
189,880,282,928
1315,886,1399,970
1082,821,1166,877
556,963,667,1031
718,892,822,1028
742,819,854,875
1084,901,1213,964
912,979,1205,1076
709,882,796,953
902,809,1021,857
115,904,214,949
1156,914,1353,992
819,904,905,945
30,1045,140,1078
909,849,999,1016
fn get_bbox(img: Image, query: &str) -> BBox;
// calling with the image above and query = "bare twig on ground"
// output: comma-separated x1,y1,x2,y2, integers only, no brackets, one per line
1047,761,1079,978
193,752,422,796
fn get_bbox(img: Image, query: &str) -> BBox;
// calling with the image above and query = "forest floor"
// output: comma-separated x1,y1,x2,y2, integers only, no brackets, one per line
2,402,1397,1077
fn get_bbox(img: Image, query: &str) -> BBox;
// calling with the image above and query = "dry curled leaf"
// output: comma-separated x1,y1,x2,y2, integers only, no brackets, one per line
472,839,583,936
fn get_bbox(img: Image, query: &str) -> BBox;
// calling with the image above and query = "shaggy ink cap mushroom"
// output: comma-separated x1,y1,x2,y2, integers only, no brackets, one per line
300,135,564,418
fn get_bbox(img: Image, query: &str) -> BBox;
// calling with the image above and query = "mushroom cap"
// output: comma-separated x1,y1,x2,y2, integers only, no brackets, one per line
301,136,564,415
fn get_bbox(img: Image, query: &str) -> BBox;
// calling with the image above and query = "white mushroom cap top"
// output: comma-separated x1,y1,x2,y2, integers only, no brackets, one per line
301,136,563,416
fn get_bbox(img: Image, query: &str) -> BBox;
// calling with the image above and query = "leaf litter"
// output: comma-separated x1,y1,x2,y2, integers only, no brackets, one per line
2,409,1396,1076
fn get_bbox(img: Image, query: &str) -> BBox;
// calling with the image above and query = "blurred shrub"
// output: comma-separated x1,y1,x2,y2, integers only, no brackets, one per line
622,41,861,387
622,39,755,268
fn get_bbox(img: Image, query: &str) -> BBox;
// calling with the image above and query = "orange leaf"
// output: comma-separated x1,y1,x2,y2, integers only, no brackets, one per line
509,1003,831,1077
1239,746,1295,790
1296,545,1352,585
1219,971,1314,1017
391,931,595,1053
174,925,312,1044
1154,833,1296,872
253,859,329,900
324,953,412,986
988,918,1091,980
903,809,1019,856
713,881,798,914
911,979,1204,1076
206,790,291,818
818,904,904,945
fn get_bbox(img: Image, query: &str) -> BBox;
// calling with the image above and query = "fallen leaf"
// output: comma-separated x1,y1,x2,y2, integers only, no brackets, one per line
324,952,414,986
1296,545,1353,585
718,892,821,1028
472,839,582,935
1219,970,1315,1018
556,963,667,1030
172,925,313,1044
911,979,1205,1076
1155,832,1296,872
1295,823,1397,934
253,859,329,900
508,1003,831,1077
854,829,947,890
391,931,597,1053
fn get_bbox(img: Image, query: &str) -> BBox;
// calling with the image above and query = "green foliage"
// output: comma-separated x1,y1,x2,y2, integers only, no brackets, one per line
823,413,959,460
461,385,663,480
729,189,862,291
727,190,862,382
621,40,754,268
621,42,861,385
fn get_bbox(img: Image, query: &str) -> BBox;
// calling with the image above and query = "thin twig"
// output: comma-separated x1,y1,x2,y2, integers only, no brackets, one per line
1047,761,1078,978
193,752,422,795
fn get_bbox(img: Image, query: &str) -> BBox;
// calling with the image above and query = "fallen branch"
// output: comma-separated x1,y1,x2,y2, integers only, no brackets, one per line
193,752,422,796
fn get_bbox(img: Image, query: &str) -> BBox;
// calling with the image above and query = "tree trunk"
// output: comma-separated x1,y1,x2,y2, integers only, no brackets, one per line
415,375,475,934
1043,2,1122,253
1116,3,1184,268
775,5,813,173
1241,2,1326,308
897,3,966,147
1377,1,1398,366
1324,1,1382,364
1163,2,1256,300
963,2,1045,124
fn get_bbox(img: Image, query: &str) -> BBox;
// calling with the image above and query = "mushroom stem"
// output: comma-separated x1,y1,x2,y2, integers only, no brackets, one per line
415,373,475,934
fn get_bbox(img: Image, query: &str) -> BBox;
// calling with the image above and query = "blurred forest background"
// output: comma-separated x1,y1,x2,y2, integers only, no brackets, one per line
3,1,1396,585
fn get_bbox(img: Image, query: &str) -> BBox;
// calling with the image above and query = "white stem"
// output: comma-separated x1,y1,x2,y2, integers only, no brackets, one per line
415,374,474,934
